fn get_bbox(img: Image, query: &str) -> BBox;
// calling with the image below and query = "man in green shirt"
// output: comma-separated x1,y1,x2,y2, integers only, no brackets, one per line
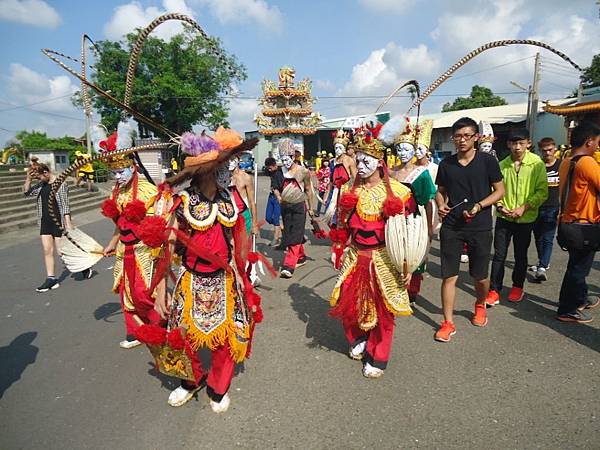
486,129,548,305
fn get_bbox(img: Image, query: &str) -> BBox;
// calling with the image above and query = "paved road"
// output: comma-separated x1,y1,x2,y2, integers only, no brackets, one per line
1,176,599,449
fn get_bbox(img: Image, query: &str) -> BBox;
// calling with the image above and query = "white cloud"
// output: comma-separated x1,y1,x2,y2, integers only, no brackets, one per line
0,0,61,28
358,0,416,15
314,79,336,92
337,43,441,115
226,97,259,133
194,0,283,32
3,63,85,140
103,0,196,41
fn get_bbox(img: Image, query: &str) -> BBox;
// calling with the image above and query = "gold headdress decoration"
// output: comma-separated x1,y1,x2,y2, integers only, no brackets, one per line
333,129,350,147
414,119,433,149
478,120,496,145
353,124,385,160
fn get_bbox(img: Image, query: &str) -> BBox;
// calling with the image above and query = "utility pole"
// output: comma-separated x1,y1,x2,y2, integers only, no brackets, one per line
529,52,541,142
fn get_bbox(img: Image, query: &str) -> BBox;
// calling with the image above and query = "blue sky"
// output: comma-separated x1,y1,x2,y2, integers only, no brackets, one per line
1,0,598,145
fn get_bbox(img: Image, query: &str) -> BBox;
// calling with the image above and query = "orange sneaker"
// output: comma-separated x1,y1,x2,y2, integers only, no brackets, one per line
434,321,456,342
485,289,500,307
471,303,488,327
508,286,524,303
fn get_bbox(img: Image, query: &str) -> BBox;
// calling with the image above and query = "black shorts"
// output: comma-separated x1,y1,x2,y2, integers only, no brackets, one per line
440,225,492,280
40,216,62,238
78,170,94,180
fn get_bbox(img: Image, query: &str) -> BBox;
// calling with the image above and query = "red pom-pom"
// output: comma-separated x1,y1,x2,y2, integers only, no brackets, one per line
329,227,349,243
167,328,186,350
138,216,167,248
383,196,404,218
253,306,264,323
245,287,261,309
248,252,259,264
339,192,358,211
135,324,167,346
123,199,147,223
101,198,120,220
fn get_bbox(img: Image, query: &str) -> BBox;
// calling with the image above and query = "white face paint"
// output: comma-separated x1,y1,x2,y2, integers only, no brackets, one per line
479,142,493,153
281,155,294,170
396,143,415,163
356,151,379,178
216,164,232,189
112,167,134,186
334,143,346,157
228,157,239,171
415,143,429,160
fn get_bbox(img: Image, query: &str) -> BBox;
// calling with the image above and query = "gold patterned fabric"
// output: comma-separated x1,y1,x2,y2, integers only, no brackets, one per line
330,179,412,319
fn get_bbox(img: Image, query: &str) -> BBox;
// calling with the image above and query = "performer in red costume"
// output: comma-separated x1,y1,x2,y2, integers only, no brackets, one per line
100,122,159,349
329,125,413,378
147,127,265,412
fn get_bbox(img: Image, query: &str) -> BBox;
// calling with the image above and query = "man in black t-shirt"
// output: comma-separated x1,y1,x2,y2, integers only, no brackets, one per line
531,137,561,281
434,117,505,342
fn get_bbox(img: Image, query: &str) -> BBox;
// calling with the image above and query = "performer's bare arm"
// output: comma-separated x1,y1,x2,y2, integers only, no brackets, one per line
425,201,434,238
435,186,450,219
240,172,259,235
303,169,315,216
344,154,357,180
103,226,120,256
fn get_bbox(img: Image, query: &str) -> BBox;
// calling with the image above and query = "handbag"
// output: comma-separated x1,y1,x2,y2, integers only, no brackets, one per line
556,155,600,251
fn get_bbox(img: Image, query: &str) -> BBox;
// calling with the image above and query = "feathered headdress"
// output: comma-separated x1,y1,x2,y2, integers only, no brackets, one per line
353,122,385,160
332,129,350,147
99,120,137,169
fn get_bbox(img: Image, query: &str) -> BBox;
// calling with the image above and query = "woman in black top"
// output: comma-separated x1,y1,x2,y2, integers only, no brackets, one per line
23,163,73,292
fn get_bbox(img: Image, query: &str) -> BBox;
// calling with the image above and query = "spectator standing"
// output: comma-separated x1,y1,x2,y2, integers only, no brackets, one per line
23,163,75,292
531,137,561,281
434,117,505,342
315,159,331,216
264,157,284,247
556,121,600,323
75,151,95,192
487,129,548,305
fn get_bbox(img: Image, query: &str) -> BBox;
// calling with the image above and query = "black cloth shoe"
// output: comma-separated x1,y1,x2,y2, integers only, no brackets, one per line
36,278,60,293
557,310,593,323
81,268,93,279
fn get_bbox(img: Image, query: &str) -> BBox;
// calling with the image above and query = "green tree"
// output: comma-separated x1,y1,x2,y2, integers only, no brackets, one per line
580,54,600,89
88,26,246,136
441,85,507,112
15,130,86,162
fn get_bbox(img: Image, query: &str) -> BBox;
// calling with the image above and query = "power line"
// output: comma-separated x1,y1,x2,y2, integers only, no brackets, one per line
0,94,74,113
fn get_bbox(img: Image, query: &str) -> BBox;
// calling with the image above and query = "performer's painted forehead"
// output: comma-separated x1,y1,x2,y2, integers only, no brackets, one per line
280,154,294,169
216,163,232,189
112,167,134,185
334,143,346,156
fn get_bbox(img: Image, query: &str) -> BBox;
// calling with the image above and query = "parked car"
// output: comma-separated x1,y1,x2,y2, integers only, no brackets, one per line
238,151,255,173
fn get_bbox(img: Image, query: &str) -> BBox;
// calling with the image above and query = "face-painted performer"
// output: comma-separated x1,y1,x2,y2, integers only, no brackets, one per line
478,120,497,159
380,117,437,303
228,155,259,237
99,121,159,350
277,138,316,279
329,125,414,378
141,127,264,412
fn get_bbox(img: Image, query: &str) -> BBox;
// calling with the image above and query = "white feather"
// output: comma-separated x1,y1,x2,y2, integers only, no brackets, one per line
116,120,135,150
379,115,408,147
57,228,104,273
385,206,429,274
90,125,107,153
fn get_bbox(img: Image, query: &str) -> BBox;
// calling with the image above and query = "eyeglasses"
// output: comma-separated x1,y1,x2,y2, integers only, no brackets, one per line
452,133,476,141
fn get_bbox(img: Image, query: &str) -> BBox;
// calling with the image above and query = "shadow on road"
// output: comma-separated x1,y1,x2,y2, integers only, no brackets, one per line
504,294,600,354
0,331,39,399
94,302,122,321
287,281,347,355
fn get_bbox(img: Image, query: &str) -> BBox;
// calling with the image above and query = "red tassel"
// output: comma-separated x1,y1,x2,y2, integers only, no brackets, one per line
101,198,119,220
123,199,147,223
248,252,259,264
383,196,404,218
253,306,264,323
339,192,358,211
167,328,186,350
138,216,168,248
135,324,167,346
330,227,349,244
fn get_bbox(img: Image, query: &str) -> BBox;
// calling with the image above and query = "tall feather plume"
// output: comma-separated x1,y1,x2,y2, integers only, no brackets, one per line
379,115,409,147
116,120,135,150
90,124,107,153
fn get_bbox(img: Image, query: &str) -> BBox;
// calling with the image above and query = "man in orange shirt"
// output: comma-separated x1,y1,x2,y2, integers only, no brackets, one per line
557,121,600,323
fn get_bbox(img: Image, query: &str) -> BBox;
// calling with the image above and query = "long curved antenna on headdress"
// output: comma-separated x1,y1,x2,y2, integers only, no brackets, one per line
80,34,101,119
406,39,581,115
42,48,178,139
123,13,239,107
375,79,420,114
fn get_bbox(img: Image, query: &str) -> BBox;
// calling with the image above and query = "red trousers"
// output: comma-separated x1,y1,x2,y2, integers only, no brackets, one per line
120,245,160,336
185,342,235,399
283,243,305,270
408,273,423,300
